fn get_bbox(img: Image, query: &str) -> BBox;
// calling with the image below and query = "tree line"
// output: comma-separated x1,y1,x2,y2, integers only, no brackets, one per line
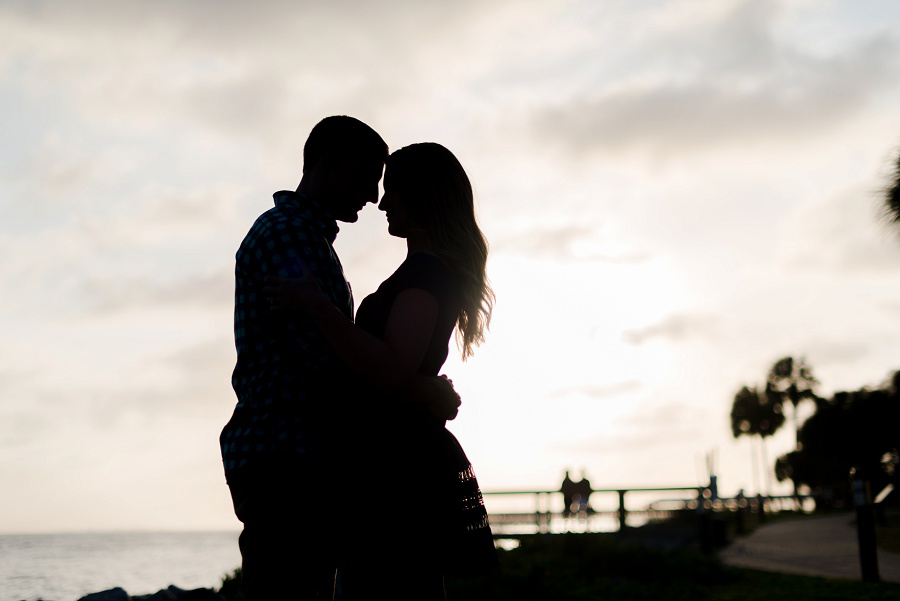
730,356,899,507
728,149,900,507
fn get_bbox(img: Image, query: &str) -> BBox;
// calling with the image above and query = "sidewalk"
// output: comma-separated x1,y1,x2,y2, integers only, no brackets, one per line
719,512,900,583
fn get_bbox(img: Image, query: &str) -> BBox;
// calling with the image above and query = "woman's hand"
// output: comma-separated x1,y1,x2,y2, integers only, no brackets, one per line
405,374,461,421
263,271,325,316
428,374,462,421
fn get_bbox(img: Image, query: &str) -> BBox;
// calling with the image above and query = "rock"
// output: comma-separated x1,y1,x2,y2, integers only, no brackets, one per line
132,585,181,601
77,588,129,601
133,586,224,601
78,585,224,601
180,589,225,601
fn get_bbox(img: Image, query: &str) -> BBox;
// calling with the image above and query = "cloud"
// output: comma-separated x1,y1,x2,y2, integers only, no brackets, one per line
2,0,900,533
161,336,235,383
83,266,233,314
0,409,53,450
0,363,41,393
561,401,708,455
878,301,900,320
0,175,249,322
805,340,872,367
0,362,48,449
548,380,643,401
0,0,539,148
529,1,899,158
493,223,651,262
623,313,718,345
5,136,126,200
0,336,236,448
776,187,900,274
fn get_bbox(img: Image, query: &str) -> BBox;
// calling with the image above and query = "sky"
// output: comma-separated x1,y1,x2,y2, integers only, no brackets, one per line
2,0,900,533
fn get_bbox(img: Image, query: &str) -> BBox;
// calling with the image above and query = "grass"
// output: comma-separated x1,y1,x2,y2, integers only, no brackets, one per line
444,532,900,601
876,508,900,554
217,512,900,601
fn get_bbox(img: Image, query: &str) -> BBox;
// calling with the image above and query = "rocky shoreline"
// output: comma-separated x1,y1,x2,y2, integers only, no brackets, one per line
74,585,224,601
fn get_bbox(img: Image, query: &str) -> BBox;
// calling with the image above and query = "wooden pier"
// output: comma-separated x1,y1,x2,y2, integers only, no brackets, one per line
482,486,811,536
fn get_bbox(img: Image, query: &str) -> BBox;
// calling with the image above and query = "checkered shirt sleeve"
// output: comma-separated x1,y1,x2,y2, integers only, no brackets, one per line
220,197,353,480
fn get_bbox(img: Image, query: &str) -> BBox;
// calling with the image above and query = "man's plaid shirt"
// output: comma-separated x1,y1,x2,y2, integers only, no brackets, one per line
220,190,354,482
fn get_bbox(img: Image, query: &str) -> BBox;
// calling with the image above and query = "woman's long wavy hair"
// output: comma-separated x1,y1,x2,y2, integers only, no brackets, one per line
387,143,494,360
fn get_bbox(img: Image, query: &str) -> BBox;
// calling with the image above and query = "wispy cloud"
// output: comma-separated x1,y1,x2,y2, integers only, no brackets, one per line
877,301,900,320
623,313,718,345
493,223,651,262
805,340,872,367
161,336,235,383
561,401,708,455
83,267,233,314
530,1,899,158
549,380,643,400
0,335,235,451
1,0,899,533
0,0,541,148
776,187,900,274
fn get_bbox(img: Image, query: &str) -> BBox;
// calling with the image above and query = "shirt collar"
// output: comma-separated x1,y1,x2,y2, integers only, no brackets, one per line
272,190,340,243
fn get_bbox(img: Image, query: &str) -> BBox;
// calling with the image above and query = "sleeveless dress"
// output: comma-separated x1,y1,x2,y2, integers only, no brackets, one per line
347,252,498,576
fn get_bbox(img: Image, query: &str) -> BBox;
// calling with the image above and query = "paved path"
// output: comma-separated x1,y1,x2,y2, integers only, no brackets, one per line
719,512,900,582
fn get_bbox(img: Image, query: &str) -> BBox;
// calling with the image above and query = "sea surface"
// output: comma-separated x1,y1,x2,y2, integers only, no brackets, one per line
1,531,241,601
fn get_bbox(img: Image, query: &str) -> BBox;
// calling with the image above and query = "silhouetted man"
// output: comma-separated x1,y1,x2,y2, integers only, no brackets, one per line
220,116,389,601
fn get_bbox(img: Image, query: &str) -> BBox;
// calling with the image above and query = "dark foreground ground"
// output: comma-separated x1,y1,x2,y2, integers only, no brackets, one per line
720,510,900,582
217,514,900,601
444,531,899,601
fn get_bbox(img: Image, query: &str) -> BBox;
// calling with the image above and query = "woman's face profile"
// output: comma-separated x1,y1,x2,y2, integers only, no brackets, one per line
378,172,411,239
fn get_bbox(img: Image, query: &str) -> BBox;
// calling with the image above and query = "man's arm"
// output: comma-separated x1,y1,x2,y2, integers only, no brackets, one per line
255,219,351,364
266,277,461,420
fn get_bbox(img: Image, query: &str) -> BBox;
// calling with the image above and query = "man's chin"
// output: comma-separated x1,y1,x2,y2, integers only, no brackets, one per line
335,212,360,223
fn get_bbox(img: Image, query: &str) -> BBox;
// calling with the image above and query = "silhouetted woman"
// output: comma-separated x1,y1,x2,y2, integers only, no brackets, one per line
266,142,498,600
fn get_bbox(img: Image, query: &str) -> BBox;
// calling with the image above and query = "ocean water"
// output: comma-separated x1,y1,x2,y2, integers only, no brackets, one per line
1,531,241,601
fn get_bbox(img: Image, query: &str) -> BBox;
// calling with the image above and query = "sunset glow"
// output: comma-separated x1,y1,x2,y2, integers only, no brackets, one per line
2,0,900,532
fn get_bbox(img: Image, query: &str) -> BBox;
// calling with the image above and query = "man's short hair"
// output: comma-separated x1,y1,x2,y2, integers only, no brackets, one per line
303,116,388,173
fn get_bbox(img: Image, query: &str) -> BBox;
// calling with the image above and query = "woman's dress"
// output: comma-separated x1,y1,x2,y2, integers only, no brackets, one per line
347,252,498,576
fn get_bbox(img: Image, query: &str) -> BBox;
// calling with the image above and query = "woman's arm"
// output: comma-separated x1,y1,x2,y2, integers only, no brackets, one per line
310,286,439,391
264,275,458,416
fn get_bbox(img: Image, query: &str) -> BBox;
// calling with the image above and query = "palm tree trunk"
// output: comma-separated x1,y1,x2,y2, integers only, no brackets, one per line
792,400,800,496
760,436,772,496
750,437,760,496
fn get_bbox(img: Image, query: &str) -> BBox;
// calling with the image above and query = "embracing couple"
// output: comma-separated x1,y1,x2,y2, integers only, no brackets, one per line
220,116,498,600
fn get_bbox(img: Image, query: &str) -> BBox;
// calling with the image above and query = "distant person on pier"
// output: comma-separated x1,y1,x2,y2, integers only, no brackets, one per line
265,142,499,599
561,470,576,516
576,469,593,514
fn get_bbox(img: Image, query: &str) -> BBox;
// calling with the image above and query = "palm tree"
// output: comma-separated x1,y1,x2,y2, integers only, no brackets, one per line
766,356,818,450
731,384,786,495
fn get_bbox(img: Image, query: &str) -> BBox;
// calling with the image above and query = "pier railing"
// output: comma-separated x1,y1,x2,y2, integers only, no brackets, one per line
483,486,702,534
482,487,812,535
